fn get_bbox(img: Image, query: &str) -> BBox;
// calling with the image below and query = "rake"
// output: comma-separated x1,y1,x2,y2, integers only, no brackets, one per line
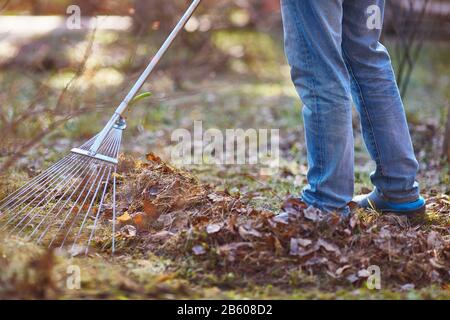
0,0,202,255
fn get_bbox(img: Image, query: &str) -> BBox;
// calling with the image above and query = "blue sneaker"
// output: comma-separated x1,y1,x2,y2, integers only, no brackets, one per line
354,191,426,216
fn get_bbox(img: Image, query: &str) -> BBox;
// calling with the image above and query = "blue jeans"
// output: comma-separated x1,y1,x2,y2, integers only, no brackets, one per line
281,0,420,213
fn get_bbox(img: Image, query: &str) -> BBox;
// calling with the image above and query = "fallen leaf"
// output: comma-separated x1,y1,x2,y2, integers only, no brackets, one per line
147,185,160,196
292,238,312,247
192,245,206,256
238,225,262,240
69,245,85,257
273,236,284,255
132,212,154,230
336,265,352,276
357,269,370,278
146,152,162,163
143,199,160,221
349,214,359,229
379,226,392,239
207,193,227,203
427,231,443,249
317,239,340,255
429,257,446,269
112,172,124,180
117,212,131,223
206,223,223,234
227,214,238,232
290,238,318,257
218,242,254,261
400,284,415,291
120,225,136,238
152,230,175,242
303,206,323,222
281,197,307,214
271,214,289,225
346,274,359,283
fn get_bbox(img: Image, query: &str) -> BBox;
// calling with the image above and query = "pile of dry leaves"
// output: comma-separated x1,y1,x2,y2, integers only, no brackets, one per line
111,154,449,290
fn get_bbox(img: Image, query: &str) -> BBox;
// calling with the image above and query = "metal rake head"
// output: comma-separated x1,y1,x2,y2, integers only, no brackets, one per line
0,0,204,255
0,121,125,255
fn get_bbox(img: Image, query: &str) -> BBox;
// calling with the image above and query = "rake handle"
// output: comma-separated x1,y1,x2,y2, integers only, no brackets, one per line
90,0,202,154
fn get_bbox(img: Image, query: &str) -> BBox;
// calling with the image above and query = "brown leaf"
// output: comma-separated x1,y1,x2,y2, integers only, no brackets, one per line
291,238,312,247
303,207,323,222
349,214,359,229
317,239,341,255
281,197,307,214
273,236,284,255
132,212,154,230
336,265,352,276
227,214,238,233
270,214,289,225
207,193,228,203
427,231,443,249
238,224,262,240
429,257,446,269
143,199,160,221
146,152,162,163
120,225,137,238
152,230,174,242
117,212,131,224
219,242,254,252
378,226,392,239
290,238,318,257
101,204,113,219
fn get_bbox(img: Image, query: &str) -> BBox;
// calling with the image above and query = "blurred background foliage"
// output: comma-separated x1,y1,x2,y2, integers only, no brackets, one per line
0,0,449,195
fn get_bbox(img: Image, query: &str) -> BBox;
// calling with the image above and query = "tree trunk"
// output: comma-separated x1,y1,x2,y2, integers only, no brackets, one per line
443,104,450,163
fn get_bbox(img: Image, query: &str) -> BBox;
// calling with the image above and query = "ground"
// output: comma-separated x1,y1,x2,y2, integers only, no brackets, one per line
0,26,449,299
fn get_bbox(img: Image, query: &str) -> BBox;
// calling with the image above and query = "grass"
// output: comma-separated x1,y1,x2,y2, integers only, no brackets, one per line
0,28,449,299
1,236,448,300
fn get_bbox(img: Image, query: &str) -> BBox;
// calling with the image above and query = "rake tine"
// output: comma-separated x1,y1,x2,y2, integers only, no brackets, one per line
46,161,103,247
0,155,75,212
0,155,84,216
1,157,87,231
16,159,94,233
69,165,108,253
85,167,112,255
58,164,105,249
24,161,94,240
112,169,117,254
9,159,89,235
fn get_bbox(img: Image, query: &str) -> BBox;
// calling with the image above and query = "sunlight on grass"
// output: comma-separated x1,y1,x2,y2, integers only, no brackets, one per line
91,67,124,88
0,43,19,63
48,71,76,89
212,30,285,78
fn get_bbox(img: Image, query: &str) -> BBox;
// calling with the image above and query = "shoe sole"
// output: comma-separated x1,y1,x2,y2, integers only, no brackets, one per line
377,204,426,221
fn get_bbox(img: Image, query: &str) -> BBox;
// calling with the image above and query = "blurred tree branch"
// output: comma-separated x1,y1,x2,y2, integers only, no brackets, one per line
0,0,10,12
444,104,450,163
388,0,432,99
0,30,97,174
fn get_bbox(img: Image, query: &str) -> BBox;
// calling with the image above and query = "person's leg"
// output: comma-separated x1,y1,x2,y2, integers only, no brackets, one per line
342,0,421,203
281,0,353,213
